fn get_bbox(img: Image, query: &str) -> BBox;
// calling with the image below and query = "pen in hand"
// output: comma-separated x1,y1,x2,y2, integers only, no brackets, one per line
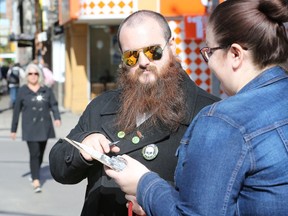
109,141,120,147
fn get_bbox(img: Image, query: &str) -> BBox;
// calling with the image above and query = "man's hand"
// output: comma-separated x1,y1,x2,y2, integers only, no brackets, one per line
105,155,150,195
80,133,120,161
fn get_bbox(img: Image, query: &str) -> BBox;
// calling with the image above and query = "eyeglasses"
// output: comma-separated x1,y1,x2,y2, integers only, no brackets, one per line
122,41,169,67
28,72,39,76
200,45,248,62
200,46,228,62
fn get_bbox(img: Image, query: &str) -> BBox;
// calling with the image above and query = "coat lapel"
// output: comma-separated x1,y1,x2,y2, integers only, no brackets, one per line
102,119,171,154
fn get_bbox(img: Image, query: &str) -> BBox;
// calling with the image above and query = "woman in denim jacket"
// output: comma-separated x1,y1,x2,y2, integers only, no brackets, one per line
106,0,288,215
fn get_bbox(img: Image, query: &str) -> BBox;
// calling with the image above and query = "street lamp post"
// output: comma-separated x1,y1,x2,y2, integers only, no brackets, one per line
211,0,221,97
34,0,42,62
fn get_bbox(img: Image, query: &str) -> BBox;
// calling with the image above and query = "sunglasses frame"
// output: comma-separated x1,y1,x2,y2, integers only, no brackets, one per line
28,72,39,76
122,41,169,67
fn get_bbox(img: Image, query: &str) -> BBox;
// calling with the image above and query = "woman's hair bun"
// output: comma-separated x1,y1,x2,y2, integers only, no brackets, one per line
258,0,288,23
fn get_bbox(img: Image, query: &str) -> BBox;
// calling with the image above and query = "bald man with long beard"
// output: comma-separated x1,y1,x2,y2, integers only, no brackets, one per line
49,10,219,216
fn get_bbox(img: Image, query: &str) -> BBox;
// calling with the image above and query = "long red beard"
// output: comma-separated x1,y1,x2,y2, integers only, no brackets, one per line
116,54,187,133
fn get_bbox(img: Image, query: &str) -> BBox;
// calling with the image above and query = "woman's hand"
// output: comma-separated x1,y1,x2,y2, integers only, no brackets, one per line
54,119,61,127
105,155,150,195
125,194,146,216
10,132,16,140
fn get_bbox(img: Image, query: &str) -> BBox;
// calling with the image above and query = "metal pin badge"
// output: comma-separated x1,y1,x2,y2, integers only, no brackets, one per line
142,144,158,160
136,130,144,139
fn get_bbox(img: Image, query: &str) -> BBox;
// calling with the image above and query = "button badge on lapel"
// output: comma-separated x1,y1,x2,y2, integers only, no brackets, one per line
117,131,125,138
142,144,158,160
132,136,140,144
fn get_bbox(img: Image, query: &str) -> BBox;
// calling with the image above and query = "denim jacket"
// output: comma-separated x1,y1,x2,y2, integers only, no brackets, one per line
137,66,288,216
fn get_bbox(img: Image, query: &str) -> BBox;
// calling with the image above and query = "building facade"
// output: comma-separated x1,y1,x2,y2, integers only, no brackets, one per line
3,1,288,113
58,0,225,113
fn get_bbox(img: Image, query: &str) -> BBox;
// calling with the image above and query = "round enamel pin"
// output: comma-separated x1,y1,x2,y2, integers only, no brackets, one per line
132,136,140,144
142,144,158,160
117,131,125,138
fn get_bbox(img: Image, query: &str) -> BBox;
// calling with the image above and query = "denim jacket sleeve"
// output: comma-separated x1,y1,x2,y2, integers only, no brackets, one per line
137,108,249,216
137,172,182,216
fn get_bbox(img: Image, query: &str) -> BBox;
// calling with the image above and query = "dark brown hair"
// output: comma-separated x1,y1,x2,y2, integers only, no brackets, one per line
209,0,288,68
117,10,172,52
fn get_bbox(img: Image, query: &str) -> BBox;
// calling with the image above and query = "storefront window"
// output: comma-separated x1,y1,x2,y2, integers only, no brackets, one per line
90,25,120,98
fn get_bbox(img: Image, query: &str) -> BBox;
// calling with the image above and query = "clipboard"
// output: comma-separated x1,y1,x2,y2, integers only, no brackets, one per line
64,137,126,171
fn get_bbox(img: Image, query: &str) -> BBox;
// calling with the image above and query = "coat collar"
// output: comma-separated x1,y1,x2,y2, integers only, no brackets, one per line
238,66,288,94
22,85,47,94
102,120,172,154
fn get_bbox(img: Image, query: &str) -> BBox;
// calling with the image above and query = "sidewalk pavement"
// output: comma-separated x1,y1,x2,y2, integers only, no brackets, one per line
0,94,87,216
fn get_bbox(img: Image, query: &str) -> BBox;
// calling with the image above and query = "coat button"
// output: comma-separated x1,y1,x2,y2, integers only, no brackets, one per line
65,156,71,162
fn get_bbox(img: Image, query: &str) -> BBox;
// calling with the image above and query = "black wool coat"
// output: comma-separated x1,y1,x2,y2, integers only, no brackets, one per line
49,72,219,216
11,85,61,141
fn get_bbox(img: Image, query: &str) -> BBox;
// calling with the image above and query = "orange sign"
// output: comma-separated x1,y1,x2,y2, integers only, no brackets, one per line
59,0,80,25
184,15,208,39
160,0,226,16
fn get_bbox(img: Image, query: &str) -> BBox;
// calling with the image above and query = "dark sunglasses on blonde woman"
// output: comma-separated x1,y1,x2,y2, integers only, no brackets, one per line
122,41,169,67
28,72,39,76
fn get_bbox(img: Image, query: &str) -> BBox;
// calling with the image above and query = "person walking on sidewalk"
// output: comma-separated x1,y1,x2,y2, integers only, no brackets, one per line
11,63,61,193
6,63,25,108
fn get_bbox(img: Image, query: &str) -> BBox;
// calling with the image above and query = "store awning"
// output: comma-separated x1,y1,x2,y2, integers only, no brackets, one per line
9,33,34,47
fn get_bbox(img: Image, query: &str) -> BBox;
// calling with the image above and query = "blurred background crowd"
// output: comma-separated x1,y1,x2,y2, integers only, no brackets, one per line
0,0,287,113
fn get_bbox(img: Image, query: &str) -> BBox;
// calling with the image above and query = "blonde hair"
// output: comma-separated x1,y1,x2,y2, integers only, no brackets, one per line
24,63,45,86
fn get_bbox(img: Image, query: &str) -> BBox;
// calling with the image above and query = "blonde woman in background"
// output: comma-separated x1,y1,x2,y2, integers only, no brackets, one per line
11,63,61,193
